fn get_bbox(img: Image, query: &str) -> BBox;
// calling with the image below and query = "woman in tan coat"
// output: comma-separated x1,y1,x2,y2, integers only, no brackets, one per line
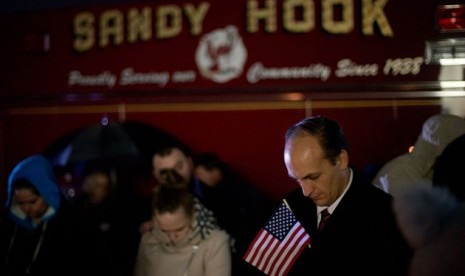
133,170,231,276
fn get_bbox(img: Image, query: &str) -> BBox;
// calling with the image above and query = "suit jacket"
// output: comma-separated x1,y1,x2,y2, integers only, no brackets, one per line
285,169,412,276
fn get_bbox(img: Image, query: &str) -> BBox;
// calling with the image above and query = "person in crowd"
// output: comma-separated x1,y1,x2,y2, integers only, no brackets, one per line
432,133,465,201
249,116,411,275
149,144,219,232
393,184,465,276
133,169,232,276
139,144,219,234
194,153,225,188
372,113,465,197
79,169,114,205
0,154,80,276
71,167,135,276
152,143,202,199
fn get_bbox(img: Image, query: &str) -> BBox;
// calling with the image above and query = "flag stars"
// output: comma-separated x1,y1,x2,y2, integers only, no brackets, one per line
265,204,297,240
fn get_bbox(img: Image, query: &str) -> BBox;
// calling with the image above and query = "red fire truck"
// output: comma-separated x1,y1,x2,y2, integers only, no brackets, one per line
0,0,464,202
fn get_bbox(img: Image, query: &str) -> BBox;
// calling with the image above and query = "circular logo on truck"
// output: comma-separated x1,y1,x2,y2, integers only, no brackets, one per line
195,25,247,83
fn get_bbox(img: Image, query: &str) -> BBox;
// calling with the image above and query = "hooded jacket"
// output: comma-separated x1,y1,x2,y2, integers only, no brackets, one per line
372,114,465,197
0,154,79,276
6,154,61,230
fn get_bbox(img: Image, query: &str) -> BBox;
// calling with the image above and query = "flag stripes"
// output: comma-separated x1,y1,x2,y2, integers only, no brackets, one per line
243,201,311,276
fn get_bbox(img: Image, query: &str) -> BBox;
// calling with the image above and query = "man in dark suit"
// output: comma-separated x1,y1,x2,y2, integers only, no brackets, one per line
280,116,412,275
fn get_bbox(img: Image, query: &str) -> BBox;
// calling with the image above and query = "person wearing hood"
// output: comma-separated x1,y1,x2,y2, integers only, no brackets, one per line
372,114,465,197
133,169,232,276
0,154,79,276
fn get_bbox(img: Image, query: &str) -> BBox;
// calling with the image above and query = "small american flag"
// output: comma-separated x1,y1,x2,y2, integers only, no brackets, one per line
243,200,311,276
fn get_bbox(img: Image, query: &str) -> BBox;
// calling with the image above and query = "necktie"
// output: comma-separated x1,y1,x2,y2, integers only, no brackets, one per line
318,208,331,234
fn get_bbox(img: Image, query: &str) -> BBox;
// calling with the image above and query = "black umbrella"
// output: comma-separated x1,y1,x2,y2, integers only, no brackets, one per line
43,120,180,167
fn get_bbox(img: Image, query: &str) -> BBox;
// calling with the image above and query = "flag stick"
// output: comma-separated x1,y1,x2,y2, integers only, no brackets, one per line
283,198,311,248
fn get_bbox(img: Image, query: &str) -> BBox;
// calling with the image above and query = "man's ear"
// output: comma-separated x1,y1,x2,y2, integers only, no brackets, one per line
338,149,349,168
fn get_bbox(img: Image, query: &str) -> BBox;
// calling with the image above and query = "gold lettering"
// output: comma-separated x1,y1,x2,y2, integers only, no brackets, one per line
157,5,182,39
247,0,277,33
71,1,394,53
100,10,124,47
362,0,393,36
184,2,210,35
73,12,95,52
283,0,314,32
322,0,353,34
127,8,152,43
